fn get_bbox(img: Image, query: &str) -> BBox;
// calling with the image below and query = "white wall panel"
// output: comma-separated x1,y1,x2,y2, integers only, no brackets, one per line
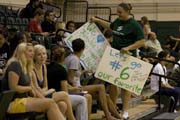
0,0,28,6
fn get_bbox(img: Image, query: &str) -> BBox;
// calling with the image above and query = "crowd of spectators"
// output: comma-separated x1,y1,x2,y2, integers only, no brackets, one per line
1,0,180,120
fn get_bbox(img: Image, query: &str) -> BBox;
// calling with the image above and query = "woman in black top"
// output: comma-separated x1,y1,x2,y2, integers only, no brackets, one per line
47,45,90,120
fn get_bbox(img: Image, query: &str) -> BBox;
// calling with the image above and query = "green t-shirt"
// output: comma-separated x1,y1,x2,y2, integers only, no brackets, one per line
110,18,144,56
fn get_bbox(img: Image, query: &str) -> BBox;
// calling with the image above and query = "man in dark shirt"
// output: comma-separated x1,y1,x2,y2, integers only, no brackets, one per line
41,10,55,33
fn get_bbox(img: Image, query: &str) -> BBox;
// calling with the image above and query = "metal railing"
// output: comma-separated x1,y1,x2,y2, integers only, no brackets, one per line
41,2,61,18
63,1,88,22
87,6,111,22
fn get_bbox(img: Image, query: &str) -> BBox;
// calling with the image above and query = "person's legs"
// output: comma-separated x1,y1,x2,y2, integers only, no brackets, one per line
121,89,131,119
84,93,92,120
52,91,76,120
161,88,180,111
69,95,88,120
26,97,65,120
57,101,67,116
106,94,121,119
108,84,119,106
83,85,112,120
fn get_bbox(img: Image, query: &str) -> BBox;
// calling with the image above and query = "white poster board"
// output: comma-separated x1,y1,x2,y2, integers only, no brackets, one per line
64,22,110,71
95,46,153,95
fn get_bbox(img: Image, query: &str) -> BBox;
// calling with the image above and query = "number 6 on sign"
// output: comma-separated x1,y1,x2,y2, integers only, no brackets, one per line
120,67,129,80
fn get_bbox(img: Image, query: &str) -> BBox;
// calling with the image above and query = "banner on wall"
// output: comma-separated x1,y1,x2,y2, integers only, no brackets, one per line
64,22,110,71
95,46,153,95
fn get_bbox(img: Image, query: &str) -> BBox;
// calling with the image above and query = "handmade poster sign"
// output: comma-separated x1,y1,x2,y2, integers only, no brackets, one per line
95,46,153,95
64,22,110,71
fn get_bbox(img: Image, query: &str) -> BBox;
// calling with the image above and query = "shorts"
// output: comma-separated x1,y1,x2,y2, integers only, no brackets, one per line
8,98,27,113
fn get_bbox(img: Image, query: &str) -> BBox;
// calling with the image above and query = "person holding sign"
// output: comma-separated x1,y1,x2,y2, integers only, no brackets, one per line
91,2,145,119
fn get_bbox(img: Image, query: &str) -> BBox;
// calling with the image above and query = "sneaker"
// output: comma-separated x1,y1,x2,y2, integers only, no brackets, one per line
122,111,129,120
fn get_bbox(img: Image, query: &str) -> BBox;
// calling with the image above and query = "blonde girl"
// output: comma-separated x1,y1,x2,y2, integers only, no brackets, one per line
2,43,65,120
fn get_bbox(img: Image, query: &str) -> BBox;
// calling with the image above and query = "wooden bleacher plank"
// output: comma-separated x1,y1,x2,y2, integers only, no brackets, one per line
90,99,158,120
128,99,158,120
152,112,180,120
90,110,104,120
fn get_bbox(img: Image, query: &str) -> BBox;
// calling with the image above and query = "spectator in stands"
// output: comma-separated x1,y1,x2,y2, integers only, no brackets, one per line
0,26,9,42
91,3,145,119
171,58,180,87
56,21,66,32
1,42,65,120
103,29,113,43
21,0,43,18
162,35,177,52
54,21,72,56
162,36,179,68
41,10,56,33
141,16,151,40
33,44,76,120
55,21,70,47
47,45,89,120
144,32,163,56
64,21,76,37
65,38,122,120
165,26,180,71
66,21,76,33
7,28,18,44
0,30,10,74
169,25,180,53
24,32,33,43
28,8,49,36
150,50,180,112
9,32,27,56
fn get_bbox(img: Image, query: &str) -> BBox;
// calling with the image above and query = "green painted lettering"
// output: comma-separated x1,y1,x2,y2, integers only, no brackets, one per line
98,72,112,80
